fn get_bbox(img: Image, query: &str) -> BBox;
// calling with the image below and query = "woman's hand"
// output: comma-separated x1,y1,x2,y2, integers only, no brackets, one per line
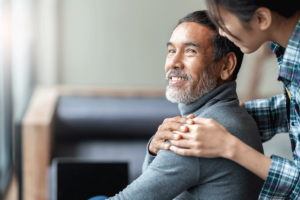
148,115,194,155
169,117,237,159
169,117,272,180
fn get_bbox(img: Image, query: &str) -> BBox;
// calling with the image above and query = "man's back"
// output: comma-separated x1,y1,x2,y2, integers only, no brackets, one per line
109,82,264,200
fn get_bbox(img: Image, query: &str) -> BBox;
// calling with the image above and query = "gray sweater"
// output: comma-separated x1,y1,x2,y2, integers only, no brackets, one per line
109,81,264,200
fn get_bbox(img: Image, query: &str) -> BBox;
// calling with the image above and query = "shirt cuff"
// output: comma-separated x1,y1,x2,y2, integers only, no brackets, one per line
259,155,300,199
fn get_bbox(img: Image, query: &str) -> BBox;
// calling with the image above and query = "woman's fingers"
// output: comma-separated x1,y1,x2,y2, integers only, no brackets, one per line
159,122,186,135
149,116,214,155
149,138,172,155
174,121,231,158
168,122,189,133
149,122,185,155
169,146,196,156
163,116,185,124
159,129,182,142
187,114,195,119
173,131,194,140
169,139,193,148
155,140,171,150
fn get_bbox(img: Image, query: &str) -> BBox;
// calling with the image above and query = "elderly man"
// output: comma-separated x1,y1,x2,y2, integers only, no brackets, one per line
90,10,264,200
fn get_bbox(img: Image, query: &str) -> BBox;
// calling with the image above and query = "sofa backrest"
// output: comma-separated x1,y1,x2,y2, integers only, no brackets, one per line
55,96,180,140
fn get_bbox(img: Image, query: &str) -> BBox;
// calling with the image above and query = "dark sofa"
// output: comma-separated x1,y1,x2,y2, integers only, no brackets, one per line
54,95,180,181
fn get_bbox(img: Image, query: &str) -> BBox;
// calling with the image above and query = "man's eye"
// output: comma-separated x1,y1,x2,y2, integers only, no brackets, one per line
187,49,196,53
169,49,175,53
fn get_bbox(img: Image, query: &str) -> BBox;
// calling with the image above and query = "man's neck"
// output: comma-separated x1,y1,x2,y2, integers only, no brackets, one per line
269,11,300,48
178,81,237,117
216,78,231,88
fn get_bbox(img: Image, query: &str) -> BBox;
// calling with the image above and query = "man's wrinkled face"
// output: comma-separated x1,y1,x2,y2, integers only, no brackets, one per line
165,22,218,104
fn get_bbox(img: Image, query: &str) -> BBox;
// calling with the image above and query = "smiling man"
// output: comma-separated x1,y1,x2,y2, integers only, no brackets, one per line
165,32,218,105
92,11,264,200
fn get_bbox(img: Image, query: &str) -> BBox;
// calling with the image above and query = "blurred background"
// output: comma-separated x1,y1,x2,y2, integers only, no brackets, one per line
0,0,291,200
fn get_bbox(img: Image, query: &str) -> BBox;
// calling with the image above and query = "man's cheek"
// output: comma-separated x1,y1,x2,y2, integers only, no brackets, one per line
191,77,200,90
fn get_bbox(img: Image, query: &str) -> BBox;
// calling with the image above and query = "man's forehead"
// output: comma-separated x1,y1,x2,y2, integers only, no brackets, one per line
170,22,213,46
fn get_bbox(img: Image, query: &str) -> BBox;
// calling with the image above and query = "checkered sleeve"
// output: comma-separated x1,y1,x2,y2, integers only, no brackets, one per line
259,155,300,199
245,94,288,142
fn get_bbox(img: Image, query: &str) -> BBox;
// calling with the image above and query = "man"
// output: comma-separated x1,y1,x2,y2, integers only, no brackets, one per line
91,10,264,200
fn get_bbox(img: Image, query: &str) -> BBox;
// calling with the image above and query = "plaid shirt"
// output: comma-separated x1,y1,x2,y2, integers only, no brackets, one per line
245,18,300,199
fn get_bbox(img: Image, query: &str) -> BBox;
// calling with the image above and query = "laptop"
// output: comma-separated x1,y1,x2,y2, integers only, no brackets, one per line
51,158,129,200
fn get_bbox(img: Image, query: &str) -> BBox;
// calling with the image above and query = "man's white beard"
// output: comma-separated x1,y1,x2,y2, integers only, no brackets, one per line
166,69,217,104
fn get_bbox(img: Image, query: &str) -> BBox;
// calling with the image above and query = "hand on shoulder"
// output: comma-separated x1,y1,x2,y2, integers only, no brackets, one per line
169,117,237,159
148,115,194,155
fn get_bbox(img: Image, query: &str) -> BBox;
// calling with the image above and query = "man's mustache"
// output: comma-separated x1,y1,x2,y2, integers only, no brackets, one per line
165,69,192,81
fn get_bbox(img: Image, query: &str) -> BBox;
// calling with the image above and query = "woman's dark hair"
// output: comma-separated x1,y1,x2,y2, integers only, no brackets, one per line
176,11,244,81
206,0,300,37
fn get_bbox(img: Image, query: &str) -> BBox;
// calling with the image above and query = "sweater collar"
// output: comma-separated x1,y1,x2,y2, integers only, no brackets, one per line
178,81,238,117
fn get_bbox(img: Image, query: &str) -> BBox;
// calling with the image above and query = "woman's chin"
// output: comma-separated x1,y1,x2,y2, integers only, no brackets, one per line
240,46,258,54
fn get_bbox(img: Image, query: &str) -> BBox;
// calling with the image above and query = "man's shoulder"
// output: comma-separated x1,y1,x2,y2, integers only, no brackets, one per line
199,102,251,122
153,146,200,180
158,142,200,166
198,103,263,152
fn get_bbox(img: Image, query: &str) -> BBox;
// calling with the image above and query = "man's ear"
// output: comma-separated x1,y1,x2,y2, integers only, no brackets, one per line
220,52,237,81
253,7,272,31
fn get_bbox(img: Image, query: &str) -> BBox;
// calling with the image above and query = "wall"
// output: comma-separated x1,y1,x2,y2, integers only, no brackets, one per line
47,0,206,86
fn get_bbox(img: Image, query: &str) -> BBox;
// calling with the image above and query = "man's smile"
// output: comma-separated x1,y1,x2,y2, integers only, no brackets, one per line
168,73,189,87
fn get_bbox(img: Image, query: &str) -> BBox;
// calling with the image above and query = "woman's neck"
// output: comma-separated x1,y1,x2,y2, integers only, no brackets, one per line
269,11,300,48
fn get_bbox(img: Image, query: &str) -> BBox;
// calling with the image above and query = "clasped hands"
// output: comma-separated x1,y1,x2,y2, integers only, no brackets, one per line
149,114,235,159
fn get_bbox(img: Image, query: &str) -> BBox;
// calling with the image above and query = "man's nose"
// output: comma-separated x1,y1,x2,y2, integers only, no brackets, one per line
219,28,226,37
169,52,184,70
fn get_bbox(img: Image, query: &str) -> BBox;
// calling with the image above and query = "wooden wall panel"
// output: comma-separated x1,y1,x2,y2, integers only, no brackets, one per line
22,87,58,200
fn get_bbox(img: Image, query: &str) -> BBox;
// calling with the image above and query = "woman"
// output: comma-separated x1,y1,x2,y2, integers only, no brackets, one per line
150,0,300,199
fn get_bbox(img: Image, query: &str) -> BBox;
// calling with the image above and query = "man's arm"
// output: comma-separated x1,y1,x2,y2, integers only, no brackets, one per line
142,117,192,172
245,94,288,142
109,148,199,200
142,136,156,173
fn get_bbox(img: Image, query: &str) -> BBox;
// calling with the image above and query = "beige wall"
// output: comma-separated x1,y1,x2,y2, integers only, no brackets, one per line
57,0,206,86
36,0,283,98
237,51,282,100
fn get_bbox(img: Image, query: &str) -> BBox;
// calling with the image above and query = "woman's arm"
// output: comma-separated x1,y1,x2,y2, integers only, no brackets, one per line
245,94,288,142
168,118,300,199
227,135,272,180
